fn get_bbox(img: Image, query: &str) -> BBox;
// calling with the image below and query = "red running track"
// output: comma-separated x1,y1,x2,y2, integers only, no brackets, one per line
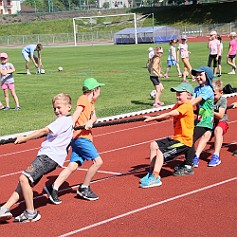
1,96,237,237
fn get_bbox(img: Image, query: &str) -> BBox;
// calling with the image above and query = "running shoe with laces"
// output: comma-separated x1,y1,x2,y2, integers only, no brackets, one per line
14,106,21,111
2,107,10,111
193,155,199,168
44,185,62,205
0,207,12,222
164,73,169,78
208,154,221,167
14,210,41,223
173,165,194,176
140,172,150,184
139,174,162,188
77,185,99,201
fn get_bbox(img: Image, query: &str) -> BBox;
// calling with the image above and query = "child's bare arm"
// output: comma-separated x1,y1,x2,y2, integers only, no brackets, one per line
15,127,50,144
214,107,225,120
1,65,15,76
72,105,83,126
144,109,179,122
231,102,237,108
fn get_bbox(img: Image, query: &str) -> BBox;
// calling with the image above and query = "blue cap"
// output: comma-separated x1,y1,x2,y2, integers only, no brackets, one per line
191,66,214,89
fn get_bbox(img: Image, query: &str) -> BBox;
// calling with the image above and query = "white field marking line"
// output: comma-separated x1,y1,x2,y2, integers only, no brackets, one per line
2,138,237,180
0,147,39,158
11,137,237,205
0,139,154,179
58,177,237,237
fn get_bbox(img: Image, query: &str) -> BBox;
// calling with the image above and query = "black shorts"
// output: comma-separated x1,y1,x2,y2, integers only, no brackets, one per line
217,55,222,65
150,76,160,86
22,155,58,186
228,54,236,59
208,54,218,68
156,137,191,162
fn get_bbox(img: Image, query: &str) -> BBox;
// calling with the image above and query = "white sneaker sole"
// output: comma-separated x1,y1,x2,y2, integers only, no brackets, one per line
208,161,221,167
0,213,12,222
139,181,162,189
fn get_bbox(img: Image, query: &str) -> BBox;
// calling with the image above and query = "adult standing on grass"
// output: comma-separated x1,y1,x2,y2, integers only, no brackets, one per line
0,52,20,111
148,47,165,108
227,32,237,75
22,44,43,75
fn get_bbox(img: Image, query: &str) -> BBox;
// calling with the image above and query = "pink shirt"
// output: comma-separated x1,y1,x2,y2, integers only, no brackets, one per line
209,39,220,55
178,43,189,58
229,39,237,56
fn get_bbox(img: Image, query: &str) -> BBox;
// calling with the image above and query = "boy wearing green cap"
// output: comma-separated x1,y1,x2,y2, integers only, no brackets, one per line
44,78,105,203
139,82,195,188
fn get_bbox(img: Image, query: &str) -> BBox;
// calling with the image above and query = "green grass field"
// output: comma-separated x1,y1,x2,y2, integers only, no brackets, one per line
0,42,237,136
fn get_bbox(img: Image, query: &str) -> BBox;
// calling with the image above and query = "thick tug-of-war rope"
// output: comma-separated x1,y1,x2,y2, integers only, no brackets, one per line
0,116,148,145
0,104,234,146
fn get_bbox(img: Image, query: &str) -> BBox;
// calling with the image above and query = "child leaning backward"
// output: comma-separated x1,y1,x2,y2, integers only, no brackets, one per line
0,93,73,223
193,80,229,167
44,77,105,204
139,82,195,188
175,66,214,175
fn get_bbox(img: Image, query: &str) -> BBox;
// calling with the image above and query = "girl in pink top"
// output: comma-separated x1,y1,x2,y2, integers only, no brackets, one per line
227,32,237,75
207,31,220,76
177,35,195,82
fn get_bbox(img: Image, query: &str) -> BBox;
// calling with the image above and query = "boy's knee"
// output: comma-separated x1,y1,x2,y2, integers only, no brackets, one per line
19,174,29,184
150,141,158,150
94,157,103,167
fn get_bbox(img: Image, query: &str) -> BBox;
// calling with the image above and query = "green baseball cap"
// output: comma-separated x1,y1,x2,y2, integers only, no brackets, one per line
82,78,105,92
170,82,194,95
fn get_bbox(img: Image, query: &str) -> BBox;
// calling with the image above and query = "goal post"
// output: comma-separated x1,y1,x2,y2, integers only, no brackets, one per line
73,13,139,46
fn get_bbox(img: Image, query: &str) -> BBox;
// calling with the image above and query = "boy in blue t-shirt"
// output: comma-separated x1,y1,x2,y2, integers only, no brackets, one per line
174,66,214,176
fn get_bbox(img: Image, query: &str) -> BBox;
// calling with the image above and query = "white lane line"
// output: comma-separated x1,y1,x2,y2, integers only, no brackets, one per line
58,177,237,237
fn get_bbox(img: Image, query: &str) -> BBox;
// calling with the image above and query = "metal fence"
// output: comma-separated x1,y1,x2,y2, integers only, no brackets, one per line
0,22,236,47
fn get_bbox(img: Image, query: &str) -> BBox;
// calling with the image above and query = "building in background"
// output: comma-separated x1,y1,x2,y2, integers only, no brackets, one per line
0,0,21,15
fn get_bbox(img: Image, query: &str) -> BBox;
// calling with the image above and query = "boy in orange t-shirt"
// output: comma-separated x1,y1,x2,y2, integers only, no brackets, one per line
44,78,105,204
140,82,194,188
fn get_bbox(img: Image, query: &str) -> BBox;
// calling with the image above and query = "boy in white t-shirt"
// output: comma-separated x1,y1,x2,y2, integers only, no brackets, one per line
0,93,73,223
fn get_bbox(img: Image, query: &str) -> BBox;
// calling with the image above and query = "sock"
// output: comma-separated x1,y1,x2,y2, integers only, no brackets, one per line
26,210,36,216
0,206,9,212
81,185,88,189
152,171,160,178
52,184,58,191
195,154,199,158
26,69,30,73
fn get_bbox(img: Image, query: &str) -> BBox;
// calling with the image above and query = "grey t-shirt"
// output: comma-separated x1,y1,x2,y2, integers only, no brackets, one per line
214,96,228,123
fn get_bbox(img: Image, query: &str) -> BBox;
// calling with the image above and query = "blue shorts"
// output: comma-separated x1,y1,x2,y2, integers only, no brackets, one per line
70,138,99,166
167,59,176,67
22,51,37,61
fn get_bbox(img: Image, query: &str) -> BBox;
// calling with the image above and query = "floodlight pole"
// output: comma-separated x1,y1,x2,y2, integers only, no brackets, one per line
133,13,138,45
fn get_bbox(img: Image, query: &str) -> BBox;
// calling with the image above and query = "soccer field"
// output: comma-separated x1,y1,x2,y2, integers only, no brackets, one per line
0,42,236,136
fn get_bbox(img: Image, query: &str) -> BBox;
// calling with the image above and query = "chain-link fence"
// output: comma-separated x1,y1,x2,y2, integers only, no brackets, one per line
0,22,236,47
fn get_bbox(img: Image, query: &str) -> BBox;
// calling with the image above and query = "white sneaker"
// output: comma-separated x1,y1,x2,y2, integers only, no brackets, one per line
0,207,13,221
228,71,236,75
26,72,31,75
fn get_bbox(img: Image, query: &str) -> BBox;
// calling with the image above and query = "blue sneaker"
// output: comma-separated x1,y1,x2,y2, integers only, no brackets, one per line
208,154,221,167
139,174,162,188
193,155,199,168
140,172,150,184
